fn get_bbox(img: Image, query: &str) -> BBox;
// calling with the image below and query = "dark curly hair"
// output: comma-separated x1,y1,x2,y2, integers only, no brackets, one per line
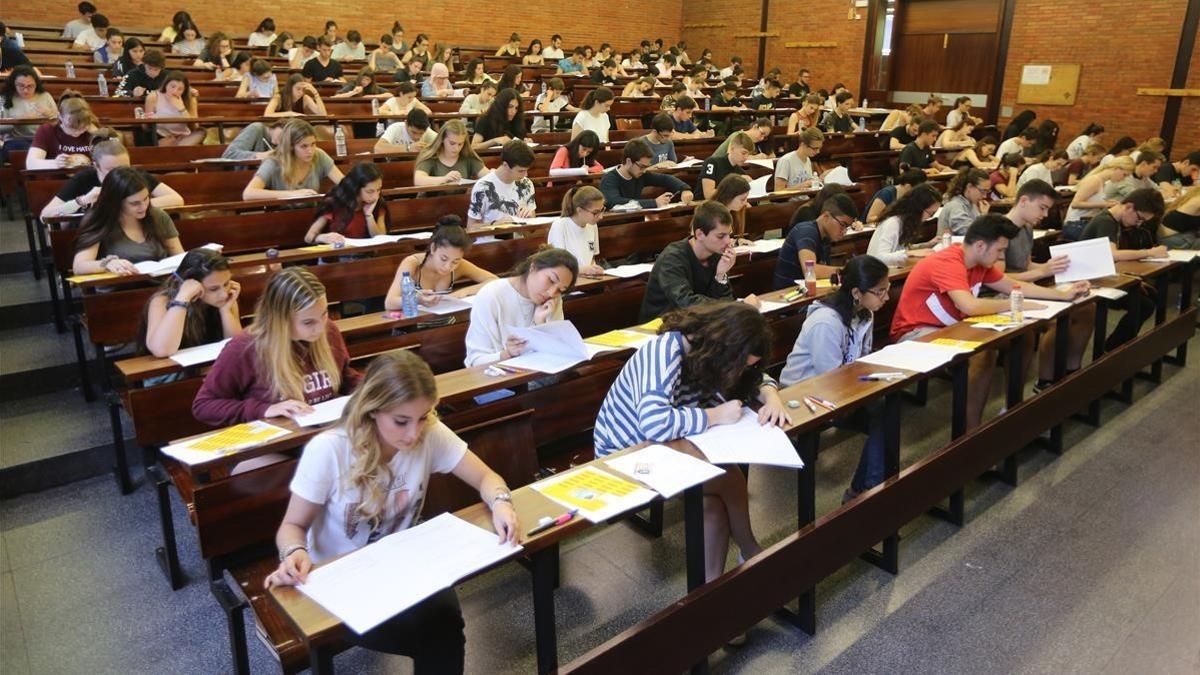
659,301,772,403
314,162,389,233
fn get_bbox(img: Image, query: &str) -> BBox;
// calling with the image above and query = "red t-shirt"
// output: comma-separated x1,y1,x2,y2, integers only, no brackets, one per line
890,245,1003,341
31,123,94,157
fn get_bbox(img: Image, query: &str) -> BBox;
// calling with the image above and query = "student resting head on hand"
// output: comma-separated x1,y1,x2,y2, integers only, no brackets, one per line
138,247,242,359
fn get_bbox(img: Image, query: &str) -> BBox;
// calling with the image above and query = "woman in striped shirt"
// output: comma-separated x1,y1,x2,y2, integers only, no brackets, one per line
593,302,789,583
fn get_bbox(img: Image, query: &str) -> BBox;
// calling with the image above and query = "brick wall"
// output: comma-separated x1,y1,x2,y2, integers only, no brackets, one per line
679,0,765,75
996,0,1190,152
765,0,868,96
1174,34,1200,153
9,1,681,52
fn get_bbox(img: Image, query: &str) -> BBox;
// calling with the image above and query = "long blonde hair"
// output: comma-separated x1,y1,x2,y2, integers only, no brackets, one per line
340,350,438,529
415,119,481,166
272,118,318,189
250,267,340,402
1086,155,1134,180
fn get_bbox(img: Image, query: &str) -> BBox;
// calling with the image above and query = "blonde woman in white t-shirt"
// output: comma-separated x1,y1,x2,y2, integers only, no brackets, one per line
548,185,605,277
266,350,519,667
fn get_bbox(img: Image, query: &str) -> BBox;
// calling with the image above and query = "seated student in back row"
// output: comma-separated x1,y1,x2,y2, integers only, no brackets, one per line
772,192,858,289
696,131,752,199
139,248,242,358
242,119,344,200
669,95,714,139
41,135,183,219
890,215,1089,431
863,169,928,224
467,139,536,228
599,139,694,209
888,115,922,150
640,201,761,321
304,162,388,245
464,247,578,366
472,88,527,150
386,216,497,309
266,350,519,672
71,166,184,276
712,117,774,159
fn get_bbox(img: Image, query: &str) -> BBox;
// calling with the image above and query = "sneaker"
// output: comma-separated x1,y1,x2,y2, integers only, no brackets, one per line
1032,379,1053,395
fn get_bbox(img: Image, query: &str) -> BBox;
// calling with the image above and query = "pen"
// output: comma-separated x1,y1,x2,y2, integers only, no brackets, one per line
807,395,838,410
526,510,578,537
801,397,819,414
858,372,906,381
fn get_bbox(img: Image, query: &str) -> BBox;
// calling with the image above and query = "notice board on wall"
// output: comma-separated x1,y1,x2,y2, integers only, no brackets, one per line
1017,64,1081,105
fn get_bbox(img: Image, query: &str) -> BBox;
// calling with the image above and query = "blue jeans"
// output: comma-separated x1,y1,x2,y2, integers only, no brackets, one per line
833,401,887,493
1062,220,1087,241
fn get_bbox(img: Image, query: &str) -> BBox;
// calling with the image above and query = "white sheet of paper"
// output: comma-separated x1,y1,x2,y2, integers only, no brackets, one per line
420,296,474,315
298,513,522,634
855,342,958,373
748,174,772,199
758,300,790,314
822,166,854,186
168,338,231,367
548,167,589,177
293,396,350,427
1089,286,1127,301
501,320,589,373
686,409,804,469
734,238,785,254
605,444,725,498
531,466,658,523
745,158,776,169
673,157,703,168
134,243,223,276
1032,229,1050,240
341,234,405,247
605,263,654,278
1011,299,1074,320
1050,237,1117,283
611,201,643,212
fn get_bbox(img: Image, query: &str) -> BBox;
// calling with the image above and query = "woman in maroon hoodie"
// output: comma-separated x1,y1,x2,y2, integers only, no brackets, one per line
192,266,361,427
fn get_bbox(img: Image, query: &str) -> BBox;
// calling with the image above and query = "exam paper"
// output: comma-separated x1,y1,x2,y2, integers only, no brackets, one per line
673,157,703,168
745,158,777,169
757,300,791,314
685,409,804,469
501,320,590,373
340,234,406,247
1089,286,1127,301
168,338,231,367
604,263,654,278
298,513,522,634
548,167,589,177
532,465,658,523
584,329,654,350
822,166,853,186
733,238,785,254
855,341,959,373
420,296,475,315
605,444,725,498
293,396,350,427
134,243,223,276
160,421,291,465
1050,237,1116,283
509,215,559,226
1012,300,1074,320
748,174,772,199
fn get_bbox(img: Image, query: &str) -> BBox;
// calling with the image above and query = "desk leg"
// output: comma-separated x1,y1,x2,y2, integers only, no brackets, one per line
1079,301,1109,427
150,464,184,590
862,394,901,574
70,316,95,403
780,434,817,635
682,485,709,673
1045,313,1070,455
998,339,1023,486
1147,275,1170,381
1167,264,1192,365
931,363,967,526
531,545,559,675
108,394,133,495
309,645,335,675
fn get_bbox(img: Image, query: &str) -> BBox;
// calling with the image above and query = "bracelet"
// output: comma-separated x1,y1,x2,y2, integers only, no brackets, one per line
100,255,119,271
167,299,190,311
279,544,308,562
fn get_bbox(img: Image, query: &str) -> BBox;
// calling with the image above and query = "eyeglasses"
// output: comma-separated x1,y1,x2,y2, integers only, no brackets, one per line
584,207,605,216
634,161,652,170
835,216,854,229
865,286,890,299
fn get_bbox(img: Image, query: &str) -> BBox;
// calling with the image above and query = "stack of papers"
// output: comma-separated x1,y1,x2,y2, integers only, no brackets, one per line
856,341,962,373
733,238,785,254
584,329,654,350
293,396,350,427
673,157,703,168
298,513,522,634
168,338,231,367
605,263,654,278
605,444,725,498
745,158,777,169
748,174,772,199
420,295,475,315
1050,237,1116,283
134,243,223,276
532,465,658,523
1143,250,1200,263
161,421,291,465
501,320,591,373
685,409,804,469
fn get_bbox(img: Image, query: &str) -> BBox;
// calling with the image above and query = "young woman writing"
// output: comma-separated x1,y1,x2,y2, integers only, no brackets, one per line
139,248,242,358
786,94,824,135
1062,157,1132,240
192,266,361,426
459,58,494,86
1066,123,1104,160
457,81,497,117
421,63,455,98
570,87,613,143
936,120,978,149
194,32,232,72
0,66,58,154
548,185,606,277
247,18,277,47
236,59,278,100
866,184,942,266
550,130,603,174
951,136,998,171
71,166,183,275
413,120,490,186
333,69,389,99
385,215,497,308
464,248,578,366
712,174,752,243
495,33,521,57
265,349,519,671
243,119,344,200
26,94,99,170
144,71,204,146
472,88,526,150
523,40,545,65
379,82,432,116
937,168,991,236
989,152,1024,200
304,162,389,245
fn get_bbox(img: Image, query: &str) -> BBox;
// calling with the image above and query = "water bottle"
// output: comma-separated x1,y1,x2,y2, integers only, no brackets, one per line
371,98,384,137
134,107,145,119
97,73,108,97
65,61,76,78
803,259,817,296
857,116,866,131
861,97,867,108
941,230,952,250
370,97,380,115
1010,284,1024,322
400,272,418,318
334,125,347,157
14,33,24,48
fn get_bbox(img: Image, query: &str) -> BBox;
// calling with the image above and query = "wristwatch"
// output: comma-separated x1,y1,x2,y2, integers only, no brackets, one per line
167,299,190,311
279,544,307,562
716,274,729,284
492,489,513,507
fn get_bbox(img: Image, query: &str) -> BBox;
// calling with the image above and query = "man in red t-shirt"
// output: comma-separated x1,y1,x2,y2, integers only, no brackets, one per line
891,214,1089,430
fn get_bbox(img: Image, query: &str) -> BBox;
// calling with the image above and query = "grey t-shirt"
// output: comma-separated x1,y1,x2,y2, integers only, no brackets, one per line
101,208,179,262
937,195,979,236
254,148,335,191
643,137,677,164
223,122,274,160
415,154,485,179
1004,223,1035,272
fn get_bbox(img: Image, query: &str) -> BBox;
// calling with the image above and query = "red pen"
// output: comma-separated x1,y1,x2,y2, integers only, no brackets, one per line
526,510,578,536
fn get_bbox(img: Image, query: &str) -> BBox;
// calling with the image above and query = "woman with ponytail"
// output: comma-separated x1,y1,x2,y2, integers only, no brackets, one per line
937,167,991,236
571,86,614,143
385,215,497,308
549,130,603,174
867,183,942,266
139,248,242,358
548,185,605,276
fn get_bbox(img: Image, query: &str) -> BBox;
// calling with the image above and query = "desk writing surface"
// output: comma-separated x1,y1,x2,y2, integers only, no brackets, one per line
778,361,917,435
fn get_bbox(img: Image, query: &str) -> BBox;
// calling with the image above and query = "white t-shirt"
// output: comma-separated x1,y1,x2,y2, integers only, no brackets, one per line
866,216,909,267
622,59,645,70
289,424,468,563
331,42,366,61
542,47,565,60
464,278,565,366
532,92,570,132
74,28,105,51
247,32,277,47
467,171,535,224
946,109,966,129
774,151,815,187
718,66,734,78
996,137,1024,159
1017,162,1053,188
63,19,90,39
1066,134,1090,160
380,121,436,147
547,216,599,268
459,93,491,116
572,110,611,143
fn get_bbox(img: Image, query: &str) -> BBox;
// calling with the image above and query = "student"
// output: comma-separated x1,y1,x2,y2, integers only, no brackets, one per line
669,95,712,139
773,192,857,288
422,62,454,98
237,59,278,99
331,30,365,61
63,2,97,40
170,21,204,56
543,34,566,60
494,32,521,57
996,128,1037,161
989,152,1024,199
411,120,489,186
880,104,923,132
0,66,57,152
713,118,773,158
781,255,891,500
640,202,760,320
571,87,613,143
713,174,752,241
888,116,922,150
944,96,978,129
386,216,497,309
599,139,693,209
822,92,855,133
697,132,751,199
708,80,745,112
194,32,231,72
1,24,31,75
551,130,603,174
304,163,388,245
1065,143,1106,185
919,95,943,120
26,94,97,170
139,248,242,358
158,11,191,45
243,119,344,200
660,82,689,113
368,34,402,73
379,82,432,116
321,20,340,45
376,108,436,154
458,58,492,86
1066,123,1104,160
1031,119,1060,156
936,120,978,150
621,49,646,71
899,121,948,173
288,36,318,69
590,60,619,86
71,166,183,275
403,33,432,69
548,185,605,276
222,119,286,160
248,18,277,47
890,214,1089,430
472,88,526,150
749,79,781,115
193,267,361,426
495,64,523,92
264,74,326,117
774,128,825,191
467,140,536,227
73,13,109,51
531,77,576,133
642,114,679,167
1061,157,1132,240
333,68,388,98
270,33,295,59
92,28,123,65
937,168,991,236
719,55,742,78
557,48,587,76
866,184,942,266
145,71,204,146
1002,109,1036,142
621,75,658,99
1153,151,1198,198
789,68,812,97
523,40,546,65
1105,150,1164,201
1099,136,1137,167
655,53,678,79
863,169,927,224
951,135,998,171
464,247,578,366
1161,186,1200,249
302,38,344,83
786,94,824,136
594,302,785,584
110,37,145,77
1018,150,1068,188
41,135,183,218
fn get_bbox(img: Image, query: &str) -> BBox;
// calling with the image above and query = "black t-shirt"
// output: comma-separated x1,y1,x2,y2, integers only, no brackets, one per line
889,126,916,146
0,38,30,72
712,93,740,108
1153,161,1193,187
1082,210,1158,248
589,70,617,85
302,57,344,81
750,94,776,110
56,167,161,202
824,111,853,134
788,82,810,98
899,142,933,170
695,155,745,194
473,114,525,141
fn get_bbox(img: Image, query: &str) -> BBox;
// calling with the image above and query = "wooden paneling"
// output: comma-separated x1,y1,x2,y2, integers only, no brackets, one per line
901,0,1002,33
891,32,999,93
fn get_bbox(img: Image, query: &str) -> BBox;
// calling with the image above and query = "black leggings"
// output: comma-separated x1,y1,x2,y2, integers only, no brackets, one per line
349,587,466,674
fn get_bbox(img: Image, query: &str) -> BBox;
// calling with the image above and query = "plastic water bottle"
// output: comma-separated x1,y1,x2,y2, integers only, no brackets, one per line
334,125,347,157
65,61,76,78
857,116,866,131
1010,284,1024,322
14,33,24,48
803,259,817,296
371,98,384,137
861,97,867,108
400,272,418,318
941,230,952,250
97,73,108,97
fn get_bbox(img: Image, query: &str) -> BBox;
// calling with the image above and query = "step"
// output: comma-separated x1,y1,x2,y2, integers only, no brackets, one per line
0,389,134,475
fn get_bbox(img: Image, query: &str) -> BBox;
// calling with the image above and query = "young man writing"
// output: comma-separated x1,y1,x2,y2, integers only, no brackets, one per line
590,59,619,86
697,132,752,199
889,116,922,150
713,117,773,158
772,192,857,288
531,77,578,133
822,91,855,133
1153,150,1198,198
302,37,344,83
466,140,537,228
643,114,679,167
719,55,742,79
599,139,693,209
639,201,760,320
900,120,950,174
375,109,436,153
556,47,587,76
669,96,713,139
996,128,1037,161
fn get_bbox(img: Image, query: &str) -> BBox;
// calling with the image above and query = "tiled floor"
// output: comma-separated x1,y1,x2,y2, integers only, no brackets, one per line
1,343,1196,674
